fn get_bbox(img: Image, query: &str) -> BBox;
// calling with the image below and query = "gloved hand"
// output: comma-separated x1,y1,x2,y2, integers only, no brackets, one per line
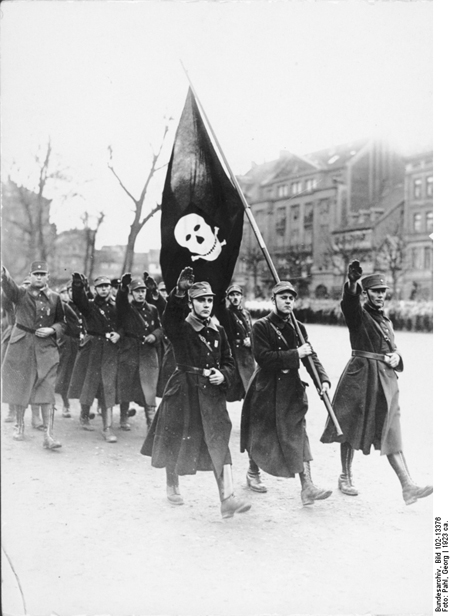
348,260,363,283
176,267,195,293
121,273,132,288
72,272,85,287
143,272,158,294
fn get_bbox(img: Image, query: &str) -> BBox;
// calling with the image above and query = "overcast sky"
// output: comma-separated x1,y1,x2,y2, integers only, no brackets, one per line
1,1,434,251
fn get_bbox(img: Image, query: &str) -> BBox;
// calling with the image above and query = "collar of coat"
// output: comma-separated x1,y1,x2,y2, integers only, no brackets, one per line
185,312,219,332
94,295,113,307
268,310,291,329
28,285,51,300
364,302,390,322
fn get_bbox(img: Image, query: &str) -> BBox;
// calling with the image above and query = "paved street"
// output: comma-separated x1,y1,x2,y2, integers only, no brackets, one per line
1,325,434,616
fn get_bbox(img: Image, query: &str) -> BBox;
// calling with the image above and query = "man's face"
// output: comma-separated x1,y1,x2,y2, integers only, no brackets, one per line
159,289,168,300
110,287,118,298
95,283,111,298
365,287,387,309
273,292,296,316
228,291,242,308
131,288,146,303
191,295,214,319
30,271,49,288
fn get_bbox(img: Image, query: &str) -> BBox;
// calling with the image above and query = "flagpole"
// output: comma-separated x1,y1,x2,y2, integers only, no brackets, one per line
180,62,343,437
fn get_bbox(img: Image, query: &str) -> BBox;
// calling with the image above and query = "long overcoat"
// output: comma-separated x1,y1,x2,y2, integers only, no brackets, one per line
215,303,255,402
320,284,403,455
116,287,163,407
1,269,66,406
68,284,119,408
241,311,330,478
141,291,235,477
55,300,86,400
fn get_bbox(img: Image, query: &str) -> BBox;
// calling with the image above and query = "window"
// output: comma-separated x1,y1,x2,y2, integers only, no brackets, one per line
426,176,433,197
319,199,329,225
411,247,420,269
305,178,317,192
291,205,300,242
275,207,286,236
426,211,433,233
278,184,289,198
413,213,422,233
424,246,432,270
304,203,314,226
413,179,422,199
292,181,302,195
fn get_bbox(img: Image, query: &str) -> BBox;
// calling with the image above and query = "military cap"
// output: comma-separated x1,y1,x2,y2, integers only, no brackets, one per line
158,281,166,291
129,278,147,292
188,281,216,299
271,280,297,297
30,261,48,274
361,274,389,290
226,283,243,295
93,276,111,287
110,278,120,289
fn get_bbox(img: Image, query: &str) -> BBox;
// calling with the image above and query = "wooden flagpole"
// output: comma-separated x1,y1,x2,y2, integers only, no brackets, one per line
180,61,343,436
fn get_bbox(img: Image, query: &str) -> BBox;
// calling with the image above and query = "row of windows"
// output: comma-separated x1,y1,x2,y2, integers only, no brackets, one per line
411,246,433,270
276,178,317,198
412,211,433,233
412,176,433,199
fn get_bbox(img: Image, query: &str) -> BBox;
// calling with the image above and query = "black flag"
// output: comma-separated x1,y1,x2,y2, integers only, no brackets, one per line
160,88,244,299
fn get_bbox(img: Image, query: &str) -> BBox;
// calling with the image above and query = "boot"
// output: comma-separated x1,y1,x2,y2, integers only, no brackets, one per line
80,405,95,431
387,452,433,505
41,404,62,449
31,404,45,430
338,443,358,496
144,405,156,430
119,403,131,431
246,457,268,493
13,406,26,441
217,465,251,519
300,461,332,506
62,399,71,418
101,407,117,443
5,404,16,423
166,468,184,506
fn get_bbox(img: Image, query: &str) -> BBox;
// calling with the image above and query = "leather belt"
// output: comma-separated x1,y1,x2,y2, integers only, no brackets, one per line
86,330,107,338
125,332,146,340
352,350,386,361
176,364,212,377
16,323,37,334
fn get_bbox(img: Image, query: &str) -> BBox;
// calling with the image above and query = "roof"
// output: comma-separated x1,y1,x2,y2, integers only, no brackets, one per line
302,138,370,170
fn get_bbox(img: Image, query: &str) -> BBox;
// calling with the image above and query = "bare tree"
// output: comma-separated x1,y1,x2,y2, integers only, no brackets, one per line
240,245,266,297
107,121,171,275
326,231,372,286
82,211,105,282
374,231,406,300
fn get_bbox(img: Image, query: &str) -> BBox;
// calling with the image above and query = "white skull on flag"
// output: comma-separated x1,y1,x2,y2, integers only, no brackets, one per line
174,213,227,262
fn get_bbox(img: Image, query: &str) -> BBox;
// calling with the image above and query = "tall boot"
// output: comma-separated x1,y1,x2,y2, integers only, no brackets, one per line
62,396,71,418
246,455,268,493
31,404,45,430
80,404,95,431
217,464,251,519
5,404,16,423
41,404,62,449
387,451,433,505
300,461,332,506
338,443,358,496
144,405,156,430
119,403,131,431
101,407,117,443
166,467,184,505
13,406,26,441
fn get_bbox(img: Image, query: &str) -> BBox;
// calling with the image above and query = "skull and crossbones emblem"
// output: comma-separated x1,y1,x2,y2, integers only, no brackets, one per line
174,213,226,262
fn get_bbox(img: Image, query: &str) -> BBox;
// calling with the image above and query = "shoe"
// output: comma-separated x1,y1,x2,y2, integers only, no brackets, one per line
43,435,62,450
338,473,358,496
166,485,184,506
300,461,332,506
388,452,433,506
246,472,268,493
62,408,72,418
102,428,117,443
402,484,433,506
120,421,131,431
221,495,251,519
80,417,95,431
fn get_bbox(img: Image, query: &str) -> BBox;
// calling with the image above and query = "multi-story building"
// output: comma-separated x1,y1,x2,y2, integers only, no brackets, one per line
236,139,405,298
402,151,433,299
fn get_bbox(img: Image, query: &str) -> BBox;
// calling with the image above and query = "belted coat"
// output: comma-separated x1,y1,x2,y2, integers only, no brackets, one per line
55,300,86,400
320,284,403,455
116,287,163,407
141,291,235,477
1,269,66,406
68,283,119,408
215,303,255,402
241,311,330,478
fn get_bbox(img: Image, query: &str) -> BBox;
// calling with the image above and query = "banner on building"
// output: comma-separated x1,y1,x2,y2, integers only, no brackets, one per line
160,88,244,298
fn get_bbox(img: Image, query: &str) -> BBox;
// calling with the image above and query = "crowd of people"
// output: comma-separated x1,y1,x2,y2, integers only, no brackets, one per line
1,259,432,519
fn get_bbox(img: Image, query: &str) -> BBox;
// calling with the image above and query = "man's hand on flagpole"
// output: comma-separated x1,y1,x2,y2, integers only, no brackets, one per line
176,267,195,295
